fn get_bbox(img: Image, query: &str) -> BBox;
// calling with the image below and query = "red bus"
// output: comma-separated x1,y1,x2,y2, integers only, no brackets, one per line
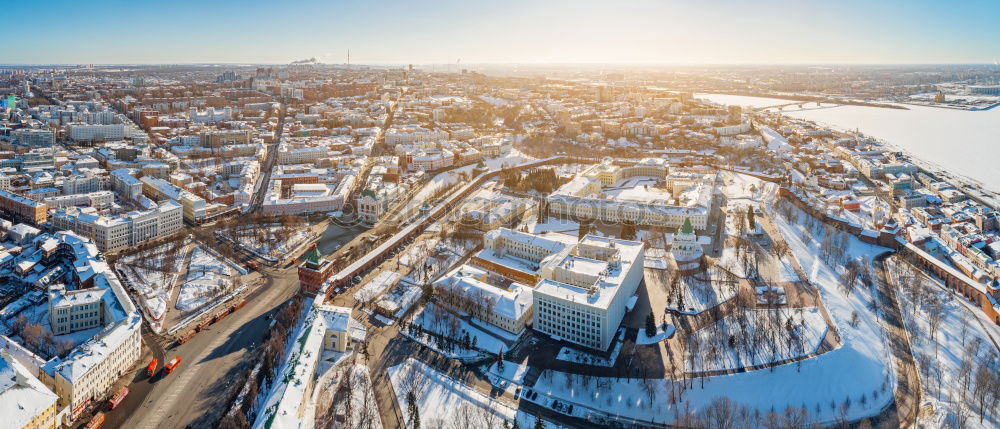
146,358,158,377
109,387,129,410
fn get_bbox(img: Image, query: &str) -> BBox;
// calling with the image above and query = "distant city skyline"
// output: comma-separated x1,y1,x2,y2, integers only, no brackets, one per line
9,0,1000,65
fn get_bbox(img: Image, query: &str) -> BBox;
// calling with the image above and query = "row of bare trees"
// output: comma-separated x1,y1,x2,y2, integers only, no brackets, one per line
315,364,380,429
217,293,305,429
890,257,1000,426
687,306,815,375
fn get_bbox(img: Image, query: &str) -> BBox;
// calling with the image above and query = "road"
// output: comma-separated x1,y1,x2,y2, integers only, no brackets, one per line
871,253,921,429
248,101,288,212
114,265,301,429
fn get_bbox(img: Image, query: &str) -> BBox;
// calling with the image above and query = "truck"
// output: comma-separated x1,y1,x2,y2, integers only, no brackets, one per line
84,412,105,429
176,331,196,346
246,261,258,271
164,356,181,375
146,358,158,377
108,387,129,410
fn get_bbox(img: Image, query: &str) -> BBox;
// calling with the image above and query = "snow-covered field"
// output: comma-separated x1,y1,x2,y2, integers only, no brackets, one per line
328,364,383,429
176,246,233,312
720,170,778,203
716,246,749,278
686,307,828,373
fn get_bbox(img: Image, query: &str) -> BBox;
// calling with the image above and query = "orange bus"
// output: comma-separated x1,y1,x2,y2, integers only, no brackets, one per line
146,358,158,377
164,356,181,375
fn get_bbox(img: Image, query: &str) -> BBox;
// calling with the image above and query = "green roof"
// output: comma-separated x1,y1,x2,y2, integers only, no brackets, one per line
680,217,693,235
306,245,322,265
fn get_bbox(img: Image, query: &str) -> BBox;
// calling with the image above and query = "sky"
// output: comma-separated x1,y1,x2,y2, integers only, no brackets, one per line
8,0,1000,65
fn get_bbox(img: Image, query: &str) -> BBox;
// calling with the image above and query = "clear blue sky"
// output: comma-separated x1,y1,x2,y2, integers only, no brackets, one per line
8,0,1000,65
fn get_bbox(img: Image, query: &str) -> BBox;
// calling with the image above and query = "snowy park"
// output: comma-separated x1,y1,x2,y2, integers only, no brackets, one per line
685,307,829,373
116,239,190,323
176,246,239,312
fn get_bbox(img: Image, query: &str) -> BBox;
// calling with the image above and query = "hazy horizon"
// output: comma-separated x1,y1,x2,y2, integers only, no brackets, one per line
10,0,1000,65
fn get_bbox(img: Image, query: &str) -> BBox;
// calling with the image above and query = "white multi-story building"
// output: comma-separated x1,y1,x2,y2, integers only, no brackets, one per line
469,228,646,350
60,173,102,195
260,176,354,216
12,128,56,147
384,125,448,146
52,201,183,253
44,190,114,209
278,146,328,165
434,264,534,335
188,106,232,123
66,123,127,142
110,169,142,201
546,163,714,230
714,121,751,136
140,177,206,222
533,235,645,350
407,148,454,171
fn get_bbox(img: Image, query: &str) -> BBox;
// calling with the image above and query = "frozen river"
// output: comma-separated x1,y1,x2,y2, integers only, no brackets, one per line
697,93,1000,192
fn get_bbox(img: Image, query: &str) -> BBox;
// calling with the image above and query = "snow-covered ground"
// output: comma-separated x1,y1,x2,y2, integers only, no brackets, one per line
176,246,233,312
663,268,740,315
401,239,476,285
226,226,311,258
397,238,439,267
117,240,188,321
328,364,383,429
407,303,508,359
353,271,400,303
408,150,536,214
887,258,1000,428
555,329,625,367
523,216,580,235
720,171,779,203
389,358,561,429
685,307,828,373
637,324,676,345
644,248,669,269
716,246,749,278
